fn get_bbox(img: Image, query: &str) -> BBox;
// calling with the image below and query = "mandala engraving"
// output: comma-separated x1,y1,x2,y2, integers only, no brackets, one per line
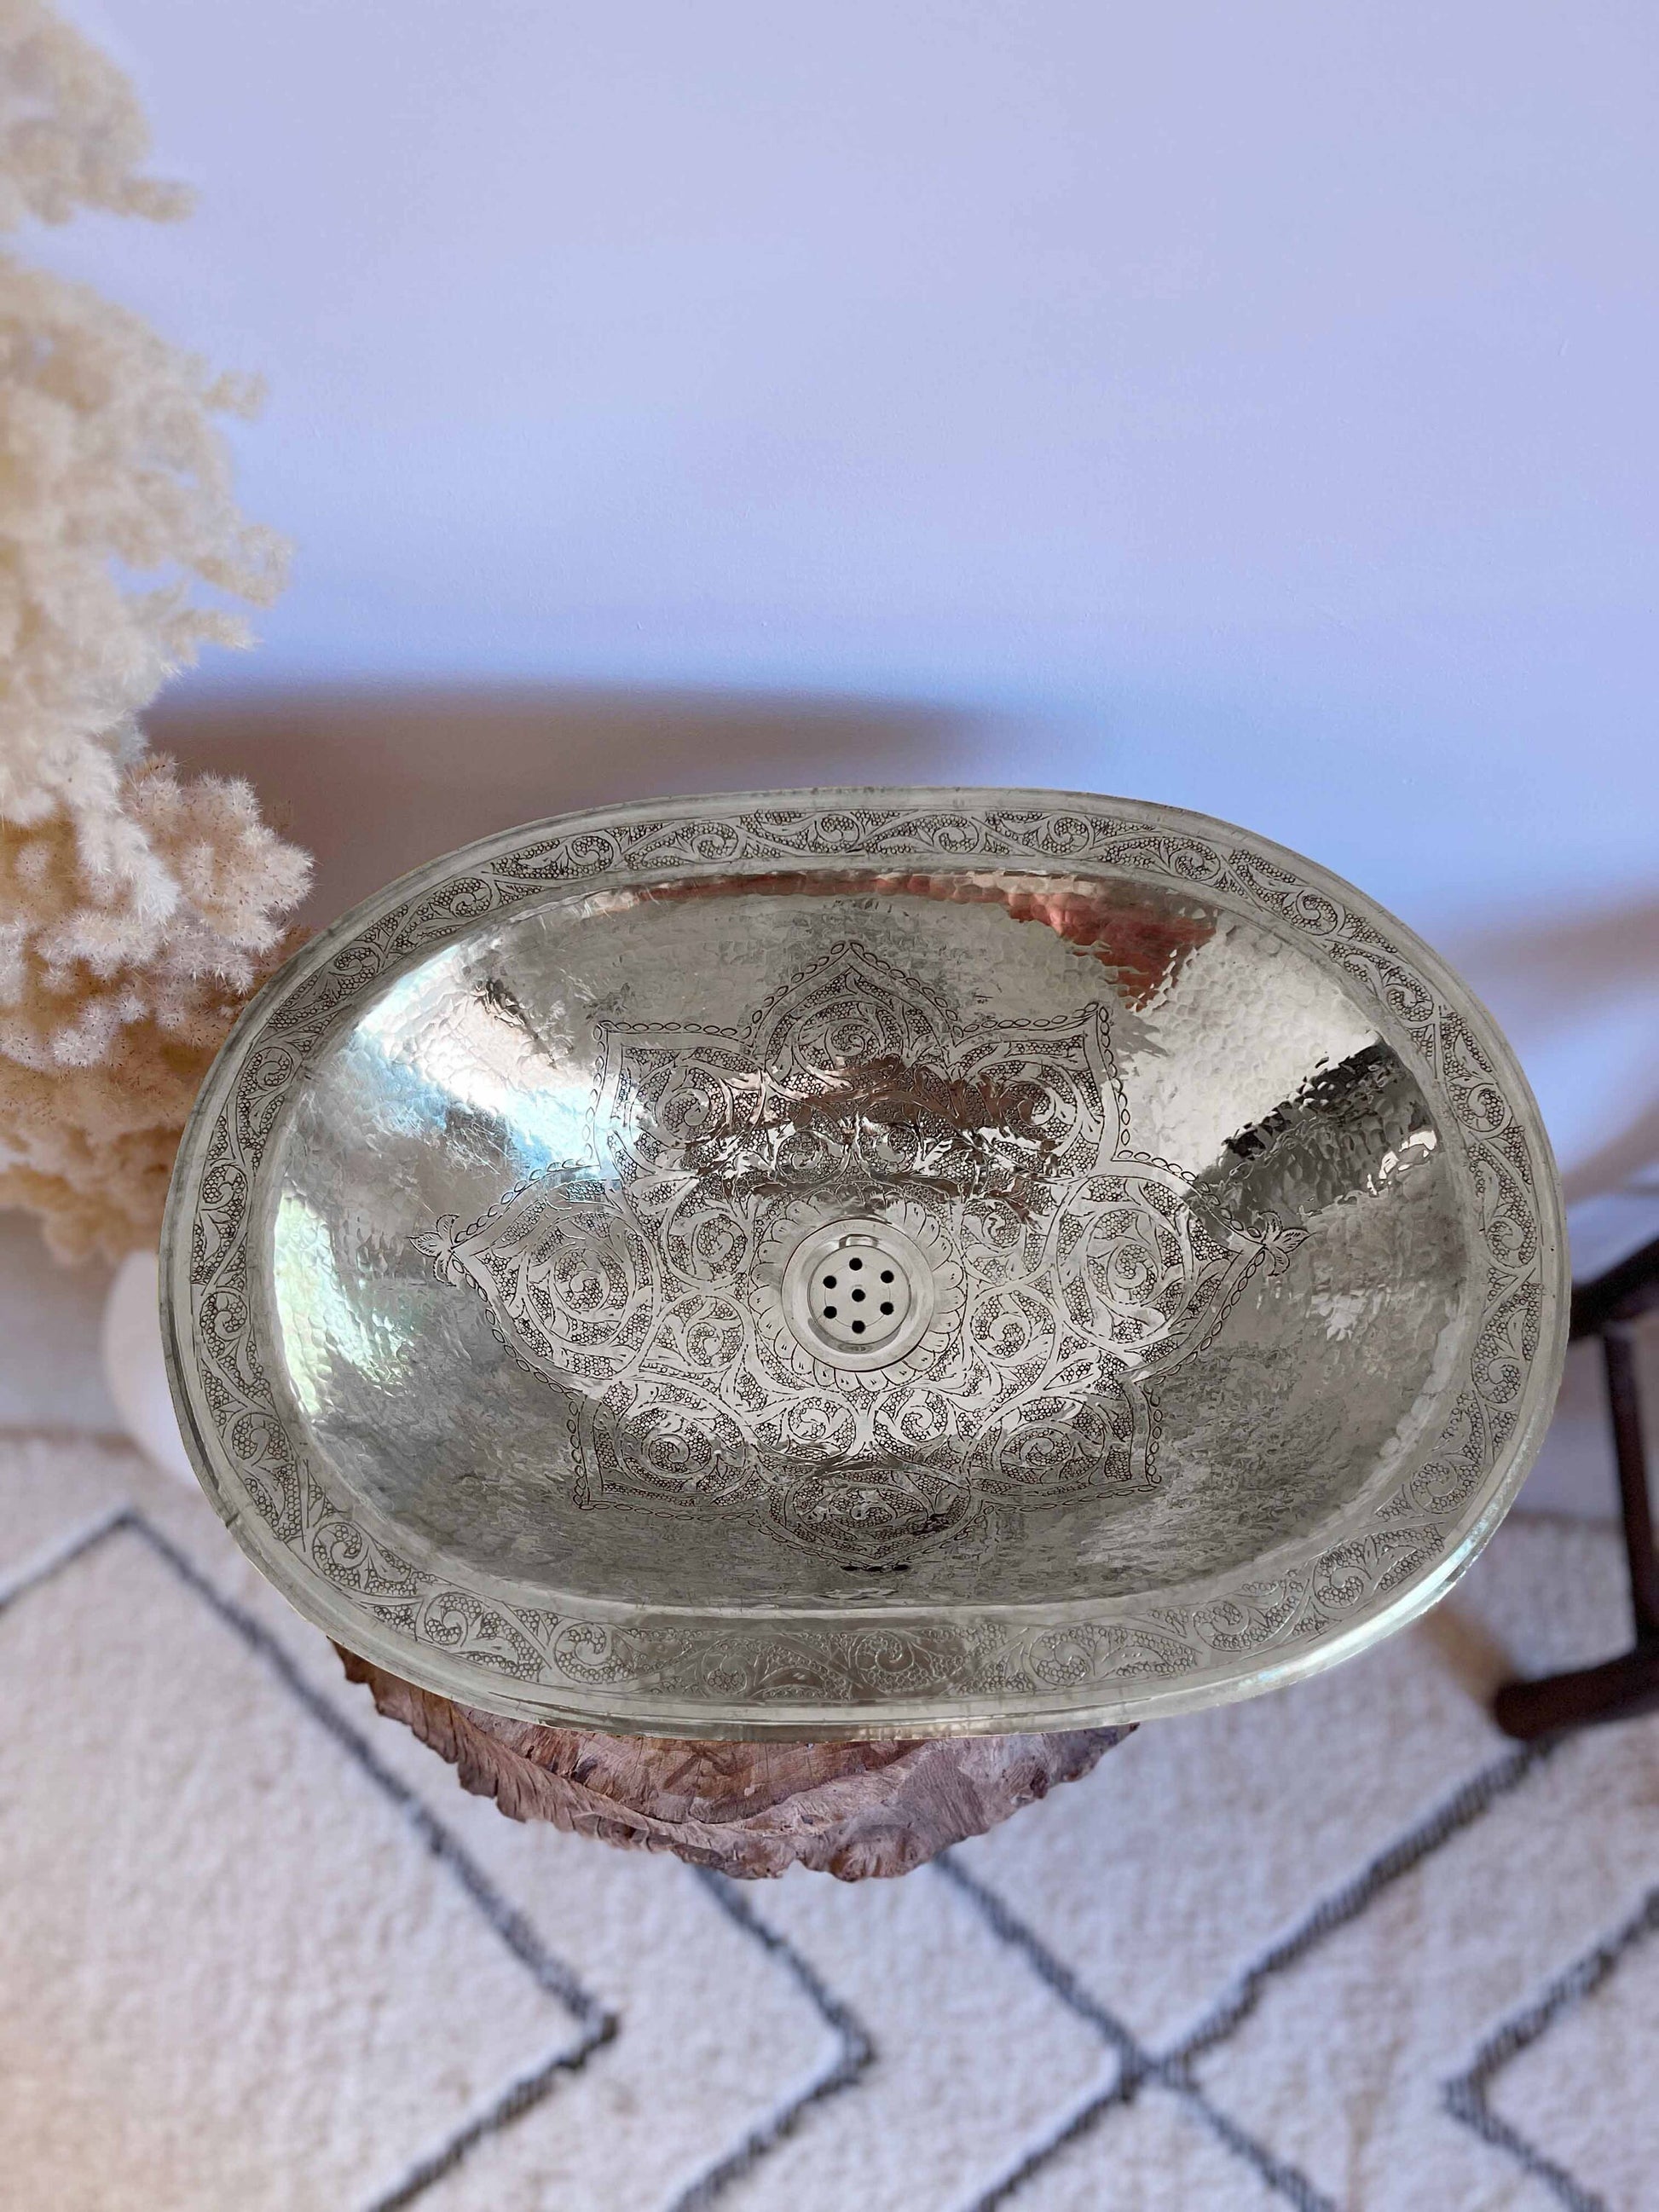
418,944,1306,1566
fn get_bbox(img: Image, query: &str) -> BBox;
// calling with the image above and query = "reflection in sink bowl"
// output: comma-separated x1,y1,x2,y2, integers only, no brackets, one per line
163,790,1566,1738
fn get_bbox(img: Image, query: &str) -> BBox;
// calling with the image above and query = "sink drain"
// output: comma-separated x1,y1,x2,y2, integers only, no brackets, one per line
782,1216,937,1372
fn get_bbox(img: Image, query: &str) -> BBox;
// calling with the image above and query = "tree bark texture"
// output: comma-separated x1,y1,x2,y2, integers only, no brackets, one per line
337,1646,1133,1880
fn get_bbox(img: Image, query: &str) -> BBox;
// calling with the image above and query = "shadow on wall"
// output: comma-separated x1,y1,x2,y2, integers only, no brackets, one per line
1445,898,1659,1213
149,684,981,930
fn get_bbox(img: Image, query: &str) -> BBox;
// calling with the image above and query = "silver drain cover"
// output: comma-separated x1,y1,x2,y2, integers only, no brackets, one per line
782,1216,938,1372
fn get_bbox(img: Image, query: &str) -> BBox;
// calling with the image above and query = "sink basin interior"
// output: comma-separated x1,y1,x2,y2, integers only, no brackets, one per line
262,866,1468,1615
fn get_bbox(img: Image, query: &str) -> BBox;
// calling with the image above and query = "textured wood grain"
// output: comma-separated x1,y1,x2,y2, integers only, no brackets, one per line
337,1647,1131,1880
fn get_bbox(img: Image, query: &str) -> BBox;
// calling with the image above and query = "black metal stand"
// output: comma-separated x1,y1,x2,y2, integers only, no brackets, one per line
1494,1233,1659,1739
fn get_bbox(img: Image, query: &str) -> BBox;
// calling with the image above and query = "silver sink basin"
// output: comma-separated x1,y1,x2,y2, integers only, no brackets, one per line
162,788,1567,1738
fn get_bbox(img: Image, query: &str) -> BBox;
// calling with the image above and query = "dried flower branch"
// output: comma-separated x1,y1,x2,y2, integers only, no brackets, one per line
0,0,309,1260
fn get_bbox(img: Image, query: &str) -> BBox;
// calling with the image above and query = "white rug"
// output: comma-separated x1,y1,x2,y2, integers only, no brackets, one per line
3,1420,1657,2212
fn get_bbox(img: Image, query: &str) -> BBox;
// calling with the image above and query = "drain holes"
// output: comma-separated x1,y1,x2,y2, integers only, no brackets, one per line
783,1217,934,1368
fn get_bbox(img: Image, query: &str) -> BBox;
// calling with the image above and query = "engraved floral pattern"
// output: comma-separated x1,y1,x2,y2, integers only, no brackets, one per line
417,944,1304,1566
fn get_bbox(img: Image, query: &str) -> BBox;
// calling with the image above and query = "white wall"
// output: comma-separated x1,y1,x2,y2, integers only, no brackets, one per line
51,0,1659,1203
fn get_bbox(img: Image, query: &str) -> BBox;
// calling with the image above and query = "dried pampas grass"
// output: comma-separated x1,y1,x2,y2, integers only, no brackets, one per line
0,0,309,1261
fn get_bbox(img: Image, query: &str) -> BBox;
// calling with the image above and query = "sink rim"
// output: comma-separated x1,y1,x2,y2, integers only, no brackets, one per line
160,785,1568,1740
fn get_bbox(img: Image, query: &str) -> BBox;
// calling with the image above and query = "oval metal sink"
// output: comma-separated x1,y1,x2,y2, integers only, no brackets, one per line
163,788,1567,1737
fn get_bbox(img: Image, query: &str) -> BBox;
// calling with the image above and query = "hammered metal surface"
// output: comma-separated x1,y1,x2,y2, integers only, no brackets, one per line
161,790,1567,1738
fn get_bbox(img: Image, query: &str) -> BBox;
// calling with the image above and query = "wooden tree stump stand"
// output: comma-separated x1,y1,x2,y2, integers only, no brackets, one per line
338,1648,1132,1880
